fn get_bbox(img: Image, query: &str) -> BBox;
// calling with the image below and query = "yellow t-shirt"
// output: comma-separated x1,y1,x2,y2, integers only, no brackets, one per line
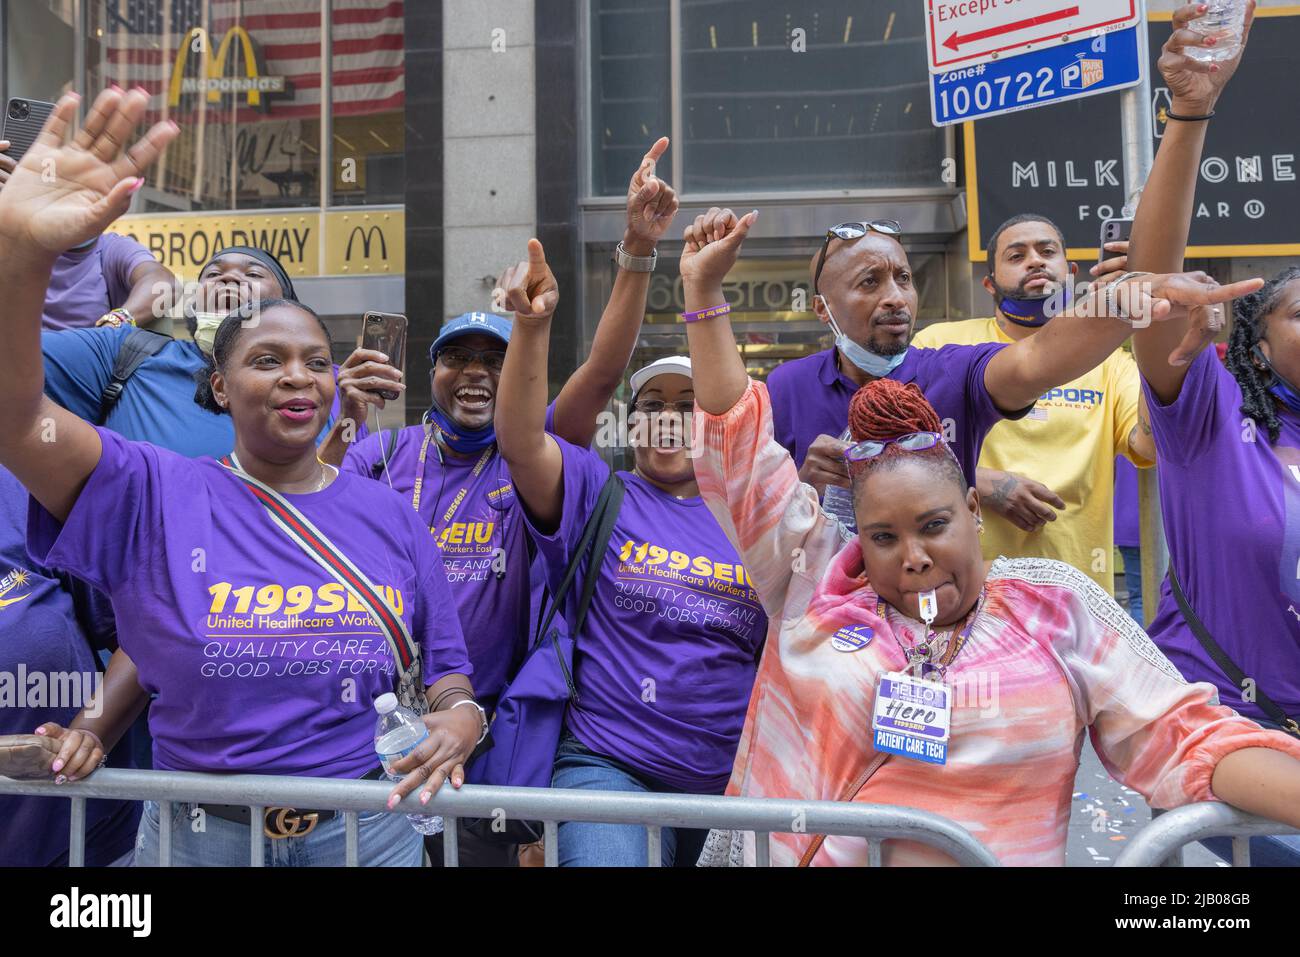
911,317,1152,594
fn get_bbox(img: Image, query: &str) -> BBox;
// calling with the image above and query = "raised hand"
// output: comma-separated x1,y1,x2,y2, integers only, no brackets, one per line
1159,1,1256,113
624,136,679,253
336,347,405,424
0,89,178,258
496,238,559,325
680,206,758,289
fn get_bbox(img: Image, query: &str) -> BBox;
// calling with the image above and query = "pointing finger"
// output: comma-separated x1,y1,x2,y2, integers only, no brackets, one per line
526,238,547,272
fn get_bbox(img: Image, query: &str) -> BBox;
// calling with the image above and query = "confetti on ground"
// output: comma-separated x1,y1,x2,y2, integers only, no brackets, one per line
1110,835,1126,841
1073,792,1085,799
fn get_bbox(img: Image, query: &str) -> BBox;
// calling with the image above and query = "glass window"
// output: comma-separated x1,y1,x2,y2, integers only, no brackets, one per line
330,0,405,206
680,0,944,192
6,1,76,106
590,0,672,197
86,0,322,211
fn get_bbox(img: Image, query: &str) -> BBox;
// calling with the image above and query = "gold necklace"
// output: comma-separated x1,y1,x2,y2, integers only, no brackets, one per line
312,461,336,492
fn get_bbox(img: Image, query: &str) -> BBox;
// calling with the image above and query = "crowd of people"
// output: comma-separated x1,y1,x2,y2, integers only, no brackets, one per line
3,3,1300,868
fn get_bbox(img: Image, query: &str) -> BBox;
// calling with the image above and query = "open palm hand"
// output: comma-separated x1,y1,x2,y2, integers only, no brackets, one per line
0,88,177,256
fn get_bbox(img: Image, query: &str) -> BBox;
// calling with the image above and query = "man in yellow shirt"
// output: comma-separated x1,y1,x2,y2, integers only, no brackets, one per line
913,214,1155,594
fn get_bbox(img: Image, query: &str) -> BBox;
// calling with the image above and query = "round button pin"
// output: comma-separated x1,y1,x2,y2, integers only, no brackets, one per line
830,624,874,653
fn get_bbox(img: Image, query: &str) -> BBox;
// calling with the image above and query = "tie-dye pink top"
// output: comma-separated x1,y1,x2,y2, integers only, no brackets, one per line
694,380,1300,866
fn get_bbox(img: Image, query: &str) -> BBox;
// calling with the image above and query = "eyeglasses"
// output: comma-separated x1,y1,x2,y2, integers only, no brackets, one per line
843,431,944,464
633,400,695,415
813,220,904,295
437,347,506,372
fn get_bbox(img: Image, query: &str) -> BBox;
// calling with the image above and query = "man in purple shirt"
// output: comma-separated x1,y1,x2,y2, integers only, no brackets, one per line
768,222,1176,500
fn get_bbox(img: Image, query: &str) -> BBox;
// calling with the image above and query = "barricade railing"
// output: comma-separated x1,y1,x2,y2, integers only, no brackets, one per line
1115,803,1300,867
0,767,999,867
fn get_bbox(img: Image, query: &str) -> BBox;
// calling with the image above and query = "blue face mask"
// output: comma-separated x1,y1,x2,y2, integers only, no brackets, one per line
821,298,909,378
1254,345,1300,416
998,283,1073,328
427,401,496,454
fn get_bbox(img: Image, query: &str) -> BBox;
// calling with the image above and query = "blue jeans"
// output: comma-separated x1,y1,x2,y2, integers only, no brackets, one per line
551,731,710,867
1119,545,1143,624
133,799,422,867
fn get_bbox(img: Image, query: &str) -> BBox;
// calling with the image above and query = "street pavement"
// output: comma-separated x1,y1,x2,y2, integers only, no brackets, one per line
1067,735,1223,867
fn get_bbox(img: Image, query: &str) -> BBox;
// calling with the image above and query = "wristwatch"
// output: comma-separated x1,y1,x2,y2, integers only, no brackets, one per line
450,697,490,745
613,241,658,273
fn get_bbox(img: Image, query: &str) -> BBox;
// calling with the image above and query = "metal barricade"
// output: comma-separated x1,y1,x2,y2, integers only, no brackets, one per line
1116,803,1300,867
0,767,999,867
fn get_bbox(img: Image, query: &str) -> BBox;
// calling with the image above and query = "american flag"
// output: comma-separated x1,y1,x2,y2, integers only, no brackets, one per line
96,0,404,121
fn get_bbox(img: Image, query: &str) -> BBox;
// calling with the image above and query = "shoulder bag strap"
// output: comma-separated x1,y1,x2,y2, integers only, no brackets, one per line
218,455,419,682
1169,561,1300,737
98,328,171,424
535,473,625,702
797,752,892,867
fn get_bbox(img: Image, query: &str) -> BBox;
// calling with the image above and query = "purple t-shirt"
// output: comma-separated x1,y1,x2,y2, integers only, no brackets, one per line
765,344,1021,487
1114,456,1141,549
27,428,471,778
1142,348,1300,722
524,438,768,793
0,467,138,866
43,233,156,332
342,428,530,709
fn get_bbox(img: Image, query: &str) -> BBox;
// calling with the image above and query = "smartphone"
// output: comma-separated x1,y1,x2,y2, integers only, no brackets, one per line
360,312,407,401
1099,217,1133,265
2,98,57,162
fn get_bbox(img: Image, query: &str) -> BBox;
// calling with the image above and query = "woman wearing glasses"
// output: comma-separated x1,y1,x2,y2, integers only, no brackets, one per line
680,207,1300,866
0,90,481,867
493,240,768,868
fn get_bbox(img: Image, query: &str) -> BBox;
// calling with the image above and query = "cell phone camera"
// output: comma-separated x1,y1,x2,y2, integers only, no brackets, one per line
7,100,30,121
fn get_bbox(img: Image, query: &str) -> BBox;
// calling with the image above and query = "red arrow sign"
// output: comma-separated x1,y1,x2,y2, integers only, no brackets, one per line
943,6,1080,52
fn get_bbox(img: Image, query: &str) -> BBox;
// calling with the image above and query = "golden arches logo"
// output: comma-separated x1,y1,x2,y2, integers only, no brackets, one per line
168,26,286,109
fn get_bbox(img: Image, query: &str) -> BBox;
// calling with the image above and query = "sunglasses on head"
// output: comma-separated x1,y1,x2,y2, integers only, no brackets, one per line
843,431,948,464
813,220,904,295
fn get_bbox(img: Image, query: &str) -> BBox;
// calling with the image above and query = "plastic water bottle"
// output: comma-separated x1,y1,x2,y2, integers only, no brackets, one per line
1185,1,1248,63
373,693,444,836
821,428,858,534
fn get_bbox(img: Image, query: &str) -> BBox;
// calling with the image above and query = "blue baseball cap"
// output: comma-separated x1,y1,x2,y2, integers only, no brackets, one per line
429,312,512,361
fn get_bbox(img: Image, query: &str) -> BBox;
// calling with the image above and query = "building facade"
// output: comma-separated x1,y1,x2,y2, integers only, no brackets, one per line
4,0,1297,430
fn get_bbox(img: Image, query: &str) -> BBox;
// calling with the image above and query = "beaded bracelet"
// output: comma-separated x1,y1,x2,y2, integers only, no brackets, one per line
681,302,731,323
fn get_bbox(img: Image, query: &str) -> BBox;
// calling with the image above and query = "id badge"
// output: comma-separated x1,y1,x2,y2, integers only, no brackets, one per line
872,671,951,765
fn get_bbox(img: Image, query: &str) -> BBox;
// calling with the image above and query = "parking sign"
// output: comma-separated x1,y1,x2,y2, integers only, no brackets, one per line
930,26,1143,127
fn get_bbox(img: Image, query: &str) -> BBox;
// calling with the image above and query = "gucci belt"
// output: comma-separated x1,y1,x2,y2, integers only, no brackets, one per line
196,767,387,839
197,803,333,839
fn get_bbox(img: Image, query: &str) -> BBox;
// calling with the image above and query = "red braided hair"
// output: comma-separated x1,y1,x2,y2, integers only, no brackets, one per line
846,379,961,485
848,379,941,441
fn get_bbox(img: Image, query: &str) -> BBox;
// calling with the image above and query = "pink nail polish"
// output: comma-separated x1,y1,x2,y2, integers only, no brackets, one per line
128,178,145,194
34,726,45,735
51,760,63,773
420,792,431,805
387,795,398,810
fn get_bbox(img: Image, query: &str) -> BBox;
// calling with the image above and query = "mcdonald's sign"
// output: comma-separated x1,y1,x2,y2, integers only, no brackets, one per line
167,26,286,109
345,225,387,261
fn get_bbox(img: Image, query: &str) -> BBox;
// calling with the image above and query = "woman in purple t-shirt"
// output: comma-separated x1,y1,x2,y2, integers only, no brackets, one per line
0,89,484,866
494,241,768,867
1128,12,1300,864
